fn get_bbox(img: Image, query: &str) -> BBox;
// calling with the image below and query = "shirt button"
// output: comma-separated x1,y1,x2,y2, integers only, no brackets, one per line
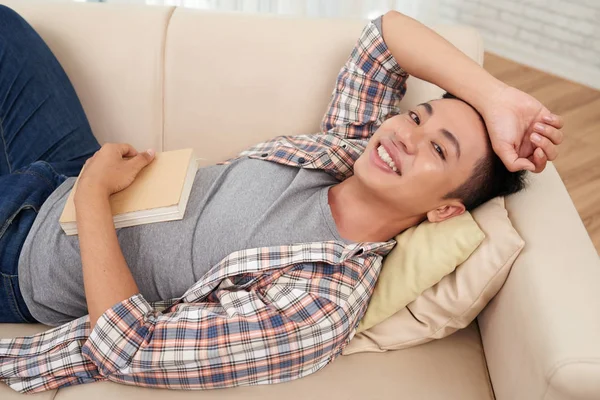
342,144,347,148
261,153,268,157
298,157,306,164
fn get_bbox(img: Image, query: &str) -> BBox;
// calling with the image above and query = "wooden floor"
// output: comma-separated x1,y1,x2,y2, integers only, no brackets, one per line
484,53,600,254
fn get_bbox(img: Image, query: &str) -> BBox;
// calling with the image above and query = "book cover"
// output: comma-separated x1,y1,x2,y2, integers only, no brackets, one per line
59,148,197,235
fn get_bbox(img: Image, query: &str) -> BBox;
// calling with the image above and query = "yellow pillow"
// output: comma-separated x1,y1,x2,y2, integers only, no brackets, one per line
357,212,485,333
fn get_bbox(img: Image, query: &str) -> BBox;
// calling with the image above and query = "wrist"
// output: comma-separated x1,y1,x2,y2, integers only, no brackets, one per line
463,72,507,116
74,180,110,205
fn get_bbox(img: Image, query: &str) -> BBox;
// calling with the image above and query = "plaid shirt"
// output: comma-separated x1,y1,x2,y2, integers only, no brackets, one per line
0,19,408,394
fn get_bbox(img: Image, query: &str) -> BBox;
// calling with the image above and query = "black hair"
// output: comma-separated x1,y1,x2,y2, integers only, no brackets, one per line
440,92,527,211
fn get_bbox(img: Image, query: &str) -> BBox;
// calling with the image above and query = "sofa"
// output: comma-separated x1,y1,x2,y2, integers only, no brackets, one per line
1,1,599,399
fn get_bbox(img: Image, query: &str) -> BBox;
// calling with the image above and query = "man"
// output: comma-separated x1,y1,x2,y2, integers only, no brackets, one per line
0,6,562,393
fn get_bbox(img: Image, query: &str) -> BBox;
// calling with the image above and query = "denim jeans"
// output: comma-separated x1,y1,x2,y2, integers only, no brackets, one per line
0,5,100,323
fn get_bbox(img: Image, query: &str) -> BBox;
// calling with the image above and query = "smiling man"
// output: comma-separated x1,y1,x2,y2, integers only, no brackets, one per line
324,10,564,245
328,91,525,243
0,6,563,394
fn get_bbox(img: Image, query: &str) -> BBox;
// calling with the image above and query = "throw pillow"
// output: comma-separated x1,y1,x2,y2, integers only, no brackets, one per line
344,197,524,355
357,212,485,333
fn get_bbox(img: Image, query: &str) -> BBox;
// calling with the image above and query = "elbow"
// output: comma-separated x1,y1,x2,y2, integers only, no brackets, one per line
383,10,404,20
382,9,412,25
80,294,154,377
81,342,119,377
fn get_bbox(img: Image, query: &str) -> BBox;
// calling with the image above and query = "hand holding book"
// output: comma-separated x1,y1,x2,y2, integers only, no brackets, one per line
75,143,156,200
62,145,198,235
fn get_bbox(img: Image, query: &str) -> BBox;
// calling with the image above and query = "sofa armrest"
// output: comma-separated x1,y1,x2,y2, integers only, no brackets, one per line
478,163,600,400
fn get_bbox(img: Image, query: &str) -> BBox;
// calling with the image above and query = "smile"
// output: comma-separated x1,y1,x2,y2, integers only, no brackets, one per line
375,145,401,175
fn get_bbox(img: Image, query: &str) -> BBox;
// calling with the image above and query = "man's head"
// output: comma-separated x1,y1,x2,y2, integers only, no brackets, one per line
353,93,527,223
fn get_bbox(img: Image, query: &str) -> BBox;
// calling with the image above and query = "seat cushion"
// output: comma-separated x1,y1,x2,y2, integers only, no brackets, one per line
0,322,493,399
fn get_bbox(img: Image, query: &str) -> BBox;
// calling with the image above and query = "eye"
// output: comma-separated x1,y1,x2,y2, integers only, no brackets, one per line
432,142,446,161
408,111,420,125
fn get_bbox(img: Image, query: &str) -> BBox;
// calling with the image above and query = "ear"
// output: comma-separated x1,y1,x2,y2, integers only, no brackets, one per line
426,201,466,223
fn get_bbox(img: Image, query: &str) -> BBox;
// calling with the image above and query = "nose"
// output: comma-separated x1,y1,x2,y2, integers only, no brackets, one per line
395,127,418,155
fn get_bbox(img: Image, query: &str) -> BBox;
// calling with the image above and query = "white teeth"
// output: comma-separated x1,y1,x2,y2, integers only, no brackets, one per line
377,145,400,174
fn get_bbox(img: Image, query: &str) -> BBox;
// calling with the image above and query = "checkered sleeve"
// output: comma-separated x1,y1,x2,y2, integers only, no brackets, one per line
320,17,409,140
79,264,361,389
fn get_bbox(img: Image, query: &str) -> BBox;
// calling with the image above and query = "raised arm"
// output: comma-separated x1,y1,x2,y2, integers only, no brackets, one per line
380,11,503,114
380,10,563,172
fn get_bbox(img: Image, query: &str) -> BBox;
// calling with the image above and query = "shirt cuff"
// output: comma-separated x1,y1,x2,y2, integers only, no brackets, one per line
81,293,154,376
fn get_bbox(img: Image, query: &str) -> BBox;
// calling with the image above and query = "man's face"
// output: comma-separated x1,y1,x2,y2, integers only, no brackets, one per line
353,98,489,220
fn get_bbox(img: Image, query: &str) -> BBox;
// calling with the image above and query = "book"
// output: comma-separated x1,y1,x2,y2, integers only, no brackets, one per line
59,148,198,236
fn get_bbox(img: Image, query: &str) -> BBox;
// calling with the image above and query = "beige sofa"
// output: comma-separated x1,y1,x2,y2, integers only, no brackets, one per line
1,1,599,399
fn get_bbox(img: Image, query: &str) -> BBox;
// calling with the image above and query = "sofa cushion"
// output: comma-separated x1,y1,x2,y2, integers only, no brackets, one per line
357,211,485,333
343,197,524,354
163,8,366,166
0,0,173,152
0,323,492,400
162,8,484,167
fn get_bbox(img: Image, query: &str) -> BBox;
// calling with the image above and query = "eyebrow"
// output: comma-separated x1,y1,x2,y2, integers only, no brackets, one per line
418,102,433,116
440,128,461,160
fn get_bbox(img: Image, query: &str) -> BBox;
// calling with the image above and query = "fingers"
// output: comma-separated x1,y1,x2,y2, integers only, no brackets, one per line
511,158,536,172
116,142,138,157
542,113,564,130
530,147,547,173
494,142,536,172
530,132,559,160
530,113,562,172
129,148,155,171
533,122,564,145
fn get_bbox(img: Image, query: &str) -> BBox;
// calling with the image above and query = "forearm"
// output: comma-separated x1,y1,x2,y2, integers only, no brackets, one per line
74,188,139,329
381,10,506,112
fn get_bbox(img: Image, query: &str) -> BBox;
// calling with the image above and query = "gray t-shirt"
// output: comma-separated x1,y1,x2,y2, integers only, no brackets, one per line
18,157,352,326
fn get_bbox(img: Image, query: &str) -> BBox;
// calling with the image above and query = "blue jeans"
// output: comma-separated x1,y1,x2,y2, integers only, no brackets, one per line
0,5,100,323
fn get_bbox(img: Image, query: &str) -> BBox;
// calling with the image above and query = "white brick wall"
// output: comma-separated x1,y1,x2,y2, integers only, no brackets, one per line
437,0,600,89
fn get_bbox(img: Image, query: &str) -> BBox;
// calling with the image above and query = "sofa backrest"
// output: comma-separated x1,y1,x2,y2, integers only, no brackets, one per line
2,1,170,152
162,9,365,166
1,1,483,166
